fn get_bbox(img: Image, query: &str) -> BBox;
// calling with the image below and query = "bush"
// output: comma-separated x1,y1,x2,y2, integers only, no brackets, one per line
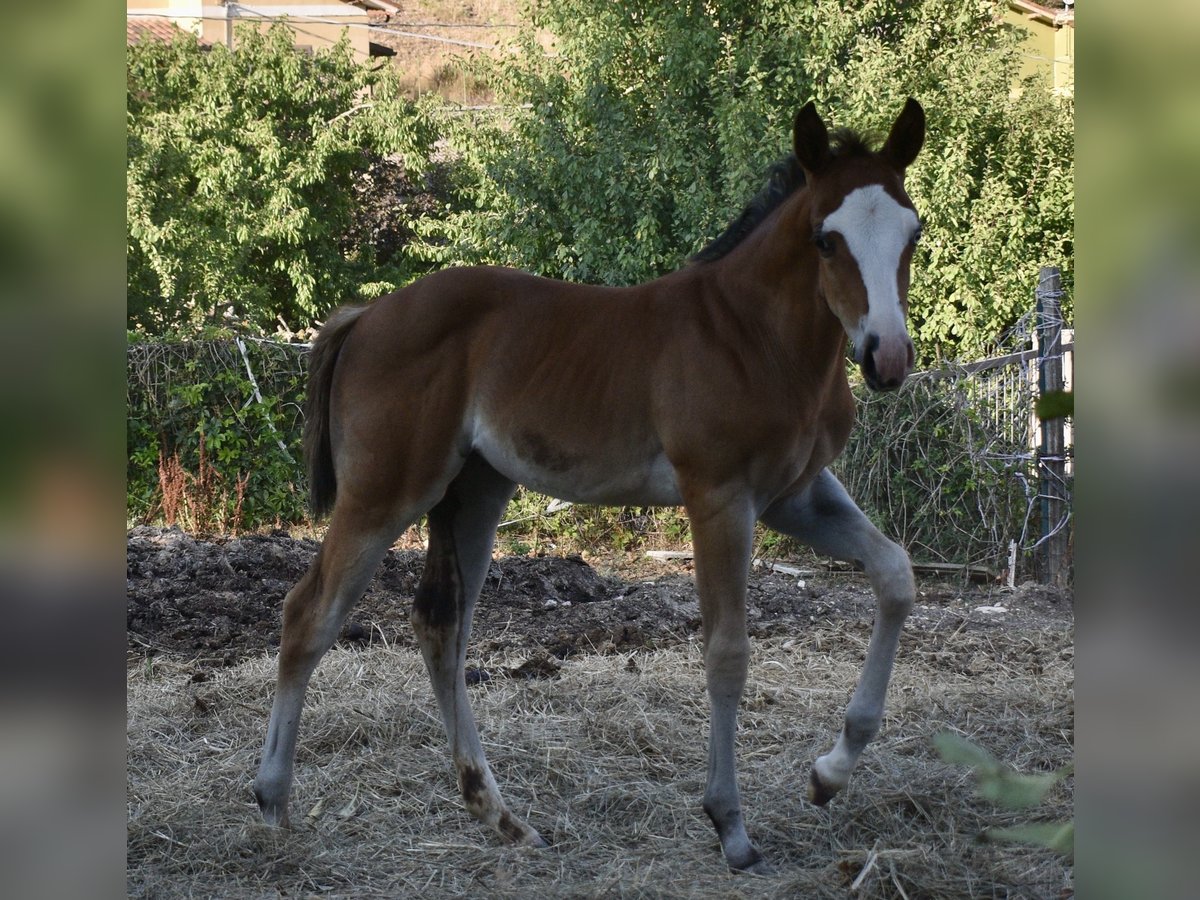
127,336,1038,576
125,4,1072,547
127,336,309,531
417,0,1073,360
835,369,1032,573
127,24,437,336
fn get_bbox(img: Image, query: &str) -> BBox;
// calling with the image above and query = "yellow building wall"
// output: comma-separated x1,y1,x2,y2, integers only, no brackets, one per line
1053,22,1075,95
203,3,370,60
1003,6,1074,97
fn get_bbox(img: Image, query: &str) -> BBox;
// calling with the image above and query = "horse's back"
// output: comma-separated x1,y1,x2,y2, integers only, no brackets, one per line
327,262,837,504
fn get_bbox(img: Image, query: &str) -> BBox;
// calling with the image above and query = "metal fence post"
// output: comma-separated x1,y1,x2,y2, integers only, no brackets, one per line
1036,266,1069,586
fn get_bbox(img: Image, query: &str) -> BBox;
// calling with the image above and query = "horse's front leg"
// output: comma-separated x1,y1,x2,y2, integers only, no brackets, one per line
761,468,915,805
684,486,773,875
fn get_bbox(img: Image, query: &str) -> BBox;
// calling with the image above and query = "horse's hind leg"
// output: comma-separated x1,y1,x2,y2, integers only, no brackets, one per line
410,455,546,846
254,500,410,826
760,468,915,805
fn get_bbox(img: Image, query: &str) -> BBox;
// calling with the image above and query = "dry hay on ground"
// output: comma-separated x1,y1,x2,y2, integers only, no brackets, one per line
128,621,1073,898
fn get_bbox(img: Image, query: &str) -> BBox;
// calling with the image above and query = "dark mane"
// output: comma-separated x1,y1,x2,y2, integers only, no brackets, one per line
691,156,805,264
828,126,875,160
691,128,875,264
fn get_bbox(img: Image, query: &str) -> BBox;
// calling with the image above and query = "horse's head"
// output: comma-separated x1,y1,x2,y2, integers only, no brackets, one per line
793,99,925,391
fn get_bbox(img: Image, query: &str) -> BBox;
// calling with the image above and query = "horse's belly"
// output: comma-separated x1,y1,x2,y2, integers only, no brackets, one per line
472,422,682,507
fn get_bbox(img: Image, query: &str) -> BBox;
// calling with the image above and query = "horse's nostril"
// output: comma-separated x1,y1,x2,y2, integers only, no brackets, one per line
864,333,881,355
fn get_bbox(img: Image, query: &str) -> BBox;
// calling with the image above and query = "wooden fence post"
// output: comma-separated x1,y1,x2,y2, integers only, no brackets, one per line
1036,266,1069,586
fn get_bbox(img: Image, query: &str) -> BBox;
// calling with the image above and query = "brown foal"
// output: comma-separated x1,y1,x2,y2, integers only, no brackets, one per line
255,99,925,874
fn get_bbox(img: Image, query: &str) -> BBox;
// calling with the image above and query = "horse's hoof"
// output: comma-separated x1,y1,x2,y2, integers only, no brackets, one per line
254,787,290,828
737,856,775,877
497,810,548,848
525,831,550,850
808,767,837,806
729,847,774,876
259,810,291,828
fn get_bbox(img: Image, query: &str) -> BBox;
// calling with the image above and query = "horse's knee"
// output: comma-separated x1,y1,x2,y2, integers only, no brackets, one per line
868,539,914,617
704,631,751,683
411,583,455,637
412,544,462,626
412,513,464,641
278,570,330,665
280,563,317,625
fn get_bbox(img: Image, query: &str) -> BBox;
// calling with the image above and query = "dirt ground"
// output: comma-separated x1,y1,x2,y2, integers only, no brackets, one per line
368,0,521,102
127,527,1074,898
126,526,1072,674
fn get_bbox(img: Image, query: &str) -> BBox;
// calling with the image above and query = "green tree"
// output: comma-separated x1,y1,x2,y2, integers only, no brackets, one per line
127,24,436,335
420,0,1072,361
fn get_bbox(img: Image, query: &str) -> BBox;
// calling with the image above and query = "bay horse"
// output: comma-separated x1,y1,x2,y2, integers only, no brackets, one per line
255,99,925,874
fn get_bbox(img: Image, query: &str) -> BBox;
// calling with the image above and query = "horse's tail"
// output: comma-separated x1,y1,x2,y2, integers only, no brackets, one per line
304,304,368,519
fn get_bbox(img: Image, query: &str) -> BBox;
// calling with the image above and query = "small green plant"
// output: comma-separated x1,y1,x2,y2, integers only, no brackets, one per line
1036,389,1074,420
934,731,1073,858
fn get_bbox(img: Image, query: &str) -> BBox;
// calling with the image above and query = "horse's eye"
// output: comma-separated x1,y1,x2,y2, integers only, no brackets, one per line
813,232,834,257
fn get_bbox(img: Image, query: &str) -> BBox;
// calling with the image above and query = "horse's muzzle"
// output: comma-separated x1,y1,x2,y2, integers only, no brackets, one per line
860,332,914,392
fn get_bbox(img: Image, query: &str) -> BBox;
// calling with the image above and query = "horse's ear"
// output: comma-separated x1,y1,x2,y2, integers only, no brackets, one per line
882,98,925,172
793,101,831,177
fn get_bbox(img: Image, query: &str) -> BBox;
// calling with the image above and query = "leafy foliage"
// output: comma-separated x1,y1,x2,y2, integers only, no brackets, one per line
127,335,310,530
935,731,1074,857
419,0,1073,359
127,24,437,335
1036,388,1074,420
126,3,1072,355
494,490,693,557
125,4,1074,538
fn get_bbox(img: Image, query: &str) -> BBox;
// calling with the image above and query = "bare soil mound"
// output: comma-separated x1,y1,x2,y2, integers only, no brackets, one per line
127,526,1072,673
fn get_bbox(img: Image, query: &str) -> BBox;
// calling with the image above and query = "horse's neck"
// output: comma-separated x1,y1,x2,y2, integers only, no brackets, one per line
705,196,847,378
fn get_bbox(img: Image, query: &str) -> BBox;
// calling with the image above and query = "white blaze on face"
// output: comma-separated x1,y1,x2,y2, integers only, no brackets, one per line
821,184,919,358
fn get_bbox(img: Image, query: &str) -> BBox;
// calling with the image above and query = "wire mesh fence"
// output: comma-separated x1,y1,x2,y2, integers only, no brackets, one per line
836,291,1074,583
127,337,311,531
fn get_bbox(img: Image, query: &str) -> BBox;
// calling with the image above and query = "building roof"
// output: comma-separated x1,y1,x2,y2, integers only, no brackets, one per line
345,0,402,13
127,16,183,45
1009,0,1075,27
127,15,213,47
